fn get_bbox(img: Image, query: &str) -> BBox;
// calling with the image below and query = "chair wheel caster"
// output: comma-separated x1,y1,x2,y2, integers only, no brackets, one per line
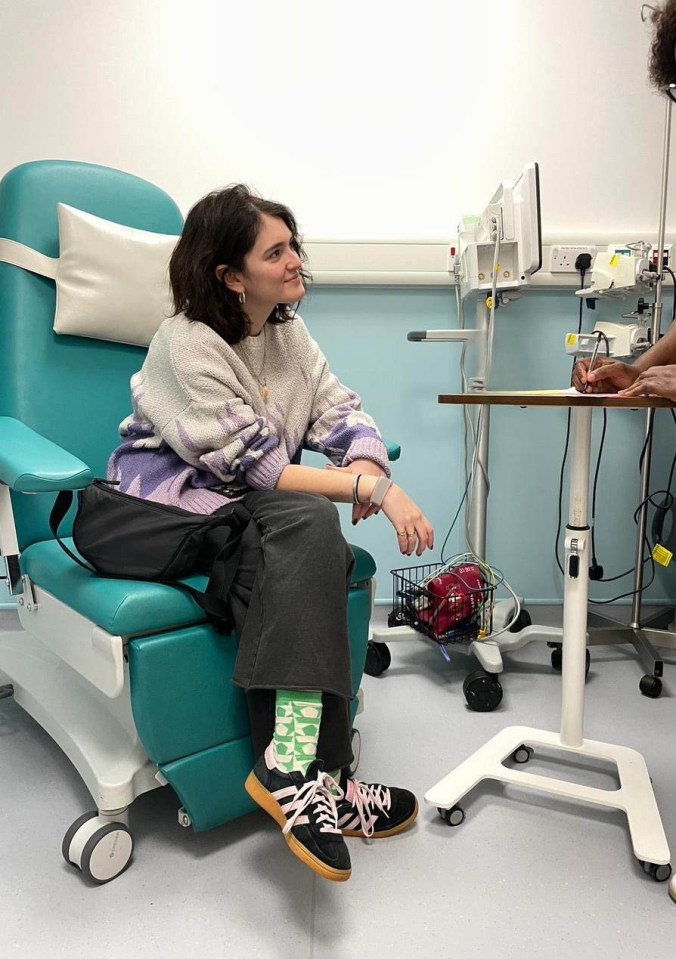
62,811,134,883
364,641,391,677
463,670,503,712
438,805,465,826
509,609,532,633
512,746,533,764
639,675,662,698
348,727,361,776
550,646,591,677
639,859,672,882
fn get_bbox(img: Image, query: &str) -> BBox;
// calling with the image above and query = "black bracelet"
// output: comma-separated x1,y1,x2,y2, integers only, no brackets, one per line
354,474,362,504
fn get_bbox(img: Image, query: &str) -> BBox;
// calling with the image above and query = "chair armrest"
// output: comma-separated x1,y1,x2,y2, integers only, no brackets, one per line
0,417,93,492
384,439,401,462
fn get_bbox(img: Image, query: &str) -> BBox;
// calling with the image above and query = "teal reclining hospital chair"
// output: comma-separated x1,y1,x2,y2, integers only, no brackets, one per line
0,160,393,883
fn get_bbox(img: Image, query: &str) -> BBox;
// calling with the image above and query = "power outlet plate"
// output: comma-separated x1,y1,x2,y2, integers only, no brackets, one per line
550,245,597,273
650,244,674,269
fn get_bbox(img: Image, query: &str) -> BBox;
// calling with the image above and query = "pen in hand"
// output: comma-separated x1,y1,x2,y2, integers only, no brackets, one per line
585,336,602,394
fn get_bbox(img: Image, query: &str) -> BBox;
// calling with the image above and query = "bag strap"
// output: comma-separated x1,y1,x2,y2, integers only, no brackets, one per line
50,489,98,573
182,505,250,633
49,488,246,633
175,536,244,634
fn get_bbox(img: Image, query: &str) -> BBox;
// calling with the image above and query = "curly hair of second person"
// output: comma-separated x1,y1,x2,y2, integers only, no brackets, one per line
649,1,676,88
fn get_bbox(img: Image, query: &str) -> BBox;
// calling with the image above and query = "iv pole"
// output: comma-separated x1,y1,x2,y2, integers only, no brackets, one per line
587,91,676,690
631,94,670,618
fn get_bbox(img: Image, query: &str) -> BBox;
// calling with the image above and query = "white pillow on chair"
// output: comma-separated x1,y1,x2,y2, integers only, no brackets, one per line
54,203,179,347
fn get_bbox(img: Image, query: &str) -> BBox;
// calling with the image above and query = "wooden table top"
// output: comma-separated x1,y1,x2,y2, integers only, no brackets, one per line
438,391,676,409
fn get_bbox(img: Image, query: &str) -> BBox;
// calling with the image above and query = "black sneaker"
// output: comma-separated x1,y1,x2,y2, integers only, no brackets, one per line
336,775,419,839
245,744,351,882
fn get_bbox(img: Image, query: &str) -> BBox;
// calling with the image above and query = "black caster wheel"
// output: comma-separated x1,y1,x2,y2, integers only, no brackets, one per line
509,609,532,633
438,805,465,826
388,609,410,628
512,746,533,764
550,647,591,677
639,675,663,698
640,859,672,882
463,670,503,712
364,641,391,677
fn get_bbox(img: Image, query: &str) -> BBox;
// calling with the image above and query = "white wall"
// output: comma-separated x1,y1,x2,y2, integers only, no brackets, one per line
1,0,673,240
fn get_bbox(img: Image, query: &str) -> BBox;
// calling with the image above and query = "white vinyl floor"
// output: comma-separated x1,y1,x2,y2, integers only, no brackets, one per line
2,604,676,959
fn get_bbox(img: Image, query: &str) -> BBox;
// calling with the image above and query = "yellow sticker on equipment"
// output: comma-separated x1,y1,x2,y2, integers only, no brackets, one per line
652,544,673,567
609,254,620,267
566,334,576,346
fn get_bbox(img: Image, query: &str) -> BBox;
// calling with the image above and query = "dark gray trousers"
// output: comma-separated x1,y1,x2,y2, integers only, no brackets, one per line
225,490,356,771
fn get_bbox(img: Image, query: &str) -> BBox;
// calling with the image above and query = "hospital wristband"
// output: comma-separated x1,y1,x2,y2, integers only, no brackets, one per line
368,476,393,508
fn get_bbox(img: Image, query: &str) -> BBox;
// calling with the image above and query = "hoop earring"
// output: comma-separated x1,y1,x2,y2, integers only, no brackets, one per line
238,292,246,306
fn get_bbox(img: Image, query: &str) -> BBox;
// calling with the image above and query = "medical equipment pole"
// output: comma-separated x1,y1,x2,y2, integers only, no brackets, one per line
467,299,491,560
630,96,671,628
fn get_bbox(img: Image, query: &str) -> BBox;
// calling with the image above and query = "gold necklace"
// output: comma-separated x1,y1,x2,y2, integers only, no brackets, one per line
242,325,269,403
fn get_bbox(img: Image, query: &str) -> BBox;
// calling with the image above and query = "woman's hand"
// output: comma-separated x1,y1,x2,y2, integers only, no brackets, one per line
380,484,435,557
326,459,387,524
324,464,434,554
618,365,676,400
572,357,638,393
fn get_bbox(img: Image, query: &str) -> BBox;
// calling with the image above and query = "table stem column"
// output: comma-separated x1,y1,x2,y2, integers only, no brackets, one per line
561,405,591,748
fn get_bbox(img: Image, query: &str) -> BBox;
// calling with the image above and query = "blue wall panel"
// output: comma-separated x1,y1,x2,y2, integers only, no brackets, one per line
301,286,676,606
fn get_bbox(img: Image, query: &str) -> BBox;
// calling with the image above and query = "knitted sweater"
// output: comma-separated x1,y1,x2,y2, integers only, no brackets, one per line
108,313,390,513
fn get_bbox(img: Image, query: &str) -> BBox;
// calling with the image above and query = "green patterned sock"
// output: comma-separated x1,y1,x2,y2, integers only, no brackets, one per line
273,690,323,776
327,769,343,797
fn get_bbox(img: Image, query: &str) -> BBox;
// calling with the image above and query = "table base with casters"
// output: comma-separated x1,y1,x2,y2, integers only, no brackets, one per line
423,391,674,893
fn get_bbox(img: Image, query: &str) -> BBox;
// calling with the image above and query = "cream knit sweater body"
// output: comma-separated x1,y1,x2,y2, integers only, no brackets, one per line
108,313,390,512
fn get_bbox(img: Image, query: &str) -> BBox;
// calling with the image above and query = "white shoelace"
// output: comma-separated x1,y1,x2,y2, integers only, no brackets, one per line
345,780,392,839
282,770,344,836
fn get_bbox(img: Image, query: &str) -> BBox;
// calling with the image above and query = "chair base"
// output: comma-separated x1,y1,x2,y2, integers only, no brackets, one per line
0,628,159,812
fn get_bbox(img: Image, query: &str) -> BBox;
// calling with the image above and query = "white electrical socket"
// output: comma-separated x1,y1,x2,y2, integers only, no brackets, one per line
550,245,597,273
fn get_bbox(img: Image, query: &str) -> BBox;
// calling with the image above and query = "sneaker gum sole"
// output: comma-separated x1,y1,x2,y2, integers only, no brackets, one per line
340,799,419,839
245,771,351,883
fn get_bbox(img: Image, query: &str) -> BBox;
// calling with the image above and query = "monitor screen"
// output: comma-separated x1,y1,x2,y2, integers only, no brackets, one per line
476,161,542,280
513,161,542,277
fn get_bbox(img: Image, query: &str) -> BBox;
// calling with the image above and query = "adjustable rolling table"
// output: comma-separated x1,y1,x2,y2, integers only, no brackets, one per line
425,390,674,885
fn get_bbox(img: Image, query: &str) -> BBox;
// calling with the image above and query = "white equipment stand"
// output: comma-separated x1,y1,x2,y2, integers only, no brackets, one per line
425,390,673,885
371,303,565,695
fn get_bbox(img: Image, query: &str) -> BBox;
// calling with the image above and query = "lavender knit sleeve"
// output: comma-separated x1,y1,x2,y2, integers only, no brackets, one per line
302,340,391,477
161,393,291,489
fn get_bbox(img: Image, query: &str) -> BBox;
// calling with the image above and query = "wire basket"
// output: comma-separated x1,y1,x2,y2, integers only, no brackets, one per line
389,557,496,645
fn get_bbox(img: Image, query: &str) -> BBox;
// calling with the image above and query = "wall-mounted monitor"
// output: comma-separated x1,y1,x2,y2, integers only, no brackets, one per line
459,161,542,298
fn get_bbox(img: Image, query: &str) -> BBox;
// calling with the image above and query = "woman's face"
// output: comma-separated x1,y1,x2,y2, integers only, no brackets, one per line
237,214,305,310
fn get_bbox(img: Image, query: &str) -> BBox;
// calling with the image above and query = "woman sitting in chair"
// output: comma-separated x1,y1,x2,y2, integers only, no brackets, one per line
107,184,434,883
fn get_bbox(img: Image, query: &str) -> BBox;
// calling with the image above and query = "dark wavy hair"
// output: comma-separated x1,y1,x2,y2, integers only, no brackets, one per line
649,1,676,88
169,184,311,344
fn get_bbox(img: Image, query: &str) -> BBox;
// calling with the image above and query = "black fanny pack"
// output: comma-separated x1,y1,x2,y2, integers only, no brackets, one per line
50,480,252,634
